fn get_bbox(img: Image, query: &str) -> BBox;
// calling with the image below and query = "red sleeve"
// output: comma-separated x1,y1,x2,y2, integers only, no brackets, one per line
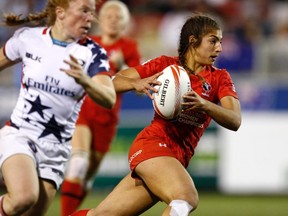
135,55,179,78
217,69,238,100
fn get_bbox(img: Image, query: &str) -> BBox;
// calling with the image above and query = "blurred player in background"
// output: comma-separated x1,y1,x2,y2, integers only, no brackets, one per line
0,0,116,215
60,1,141,215
71,14,241,216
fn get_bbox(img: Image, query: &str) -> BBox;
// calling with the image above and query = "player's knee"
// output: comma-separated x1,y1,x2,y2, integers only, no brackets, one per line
169,199,194,216
168,189,199,214
188,192,199,210
170,187,199,211
65,151,89,181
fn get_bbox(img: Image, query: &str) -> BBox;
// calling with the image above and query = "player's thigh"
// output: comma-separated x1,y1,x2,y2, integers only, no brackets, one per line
91,173,159,216
135,156,198,204
2,154,39,200
71,124,92,150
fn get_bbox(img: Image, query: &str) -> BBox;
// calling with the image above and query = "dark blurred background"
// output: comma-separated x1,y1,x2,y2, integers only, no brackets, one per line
0,0,288,195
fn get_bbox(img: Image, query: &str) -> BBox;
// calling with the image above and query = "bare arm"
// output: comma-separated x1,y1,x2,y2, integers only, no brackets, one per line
61,54,116,109
113,68,162,99
85,74,116,109
113,68,141,92
0,47,19,71
182,91,241,131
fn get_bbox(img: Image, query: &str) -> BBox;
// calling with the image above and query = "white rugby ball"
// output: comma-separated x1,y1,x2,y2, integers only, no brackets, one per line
152,65,191,120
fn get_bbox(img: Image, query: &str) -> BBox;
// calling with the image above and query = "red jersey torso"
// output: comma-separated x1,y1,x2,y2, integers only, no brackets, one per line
134,55,238,165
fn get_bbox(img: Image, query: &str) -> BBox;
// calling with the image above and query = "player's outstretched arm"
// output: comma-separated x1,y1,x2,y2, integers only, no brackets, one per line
61,54,116,109
88,74,116,109
113,68,162,99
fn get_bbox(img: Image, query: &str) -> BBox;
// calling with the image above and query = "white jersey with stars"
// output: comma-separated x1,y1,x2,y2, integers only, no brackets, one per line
4,26,110,144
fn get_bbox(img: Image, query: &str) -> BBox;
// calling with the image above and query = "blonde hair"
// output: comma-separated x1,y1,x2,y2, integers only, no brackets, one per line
3,0,99,27
98,0,130,26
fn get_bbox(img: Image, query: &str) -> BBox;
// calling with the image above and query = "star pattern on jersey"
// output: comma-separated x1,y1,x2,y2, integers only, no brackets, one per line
26,95,51,118
99,47,107,55
81,38,110,74
98,58,110,71
38,114,65,143
97,48,109,70
24,117,31,123
87,43,96,50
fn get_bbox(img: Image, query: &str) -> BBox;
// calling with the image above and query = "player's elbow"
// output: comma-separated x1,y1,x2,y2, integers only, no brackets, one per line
104,91,116,109
93,89,116,109
231,123,240,131
230,116,242,131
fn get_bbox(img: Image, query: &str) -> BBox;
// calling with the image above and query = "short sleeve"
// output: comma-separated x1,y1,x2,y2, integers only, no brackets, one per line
87,45,110,77
135,55,178,78
217,70,238,100
4,27,28,61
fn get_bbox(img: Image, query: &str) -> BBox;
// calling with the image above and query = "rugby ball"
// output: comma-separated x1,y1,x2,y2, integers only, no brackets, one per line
152,65,191,120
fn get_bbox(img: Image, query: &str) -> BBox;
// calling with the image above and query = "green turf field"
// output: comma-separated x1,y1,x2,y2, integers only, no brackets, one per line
47,191,288,216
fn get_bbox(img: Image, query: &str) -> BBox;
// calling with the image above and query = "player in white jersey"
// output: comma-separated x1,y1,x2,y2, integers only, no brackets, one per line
0,0,116,215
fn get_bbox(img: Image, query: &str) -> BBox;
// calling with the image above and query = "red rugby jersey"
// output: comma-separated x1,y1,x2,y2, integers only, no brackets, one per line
134,55,238,164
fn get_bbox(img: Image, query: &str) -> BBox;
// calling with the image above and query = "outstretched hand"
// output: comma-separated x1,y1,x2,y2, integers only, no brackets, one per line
60,54,89,85
133,72,163,99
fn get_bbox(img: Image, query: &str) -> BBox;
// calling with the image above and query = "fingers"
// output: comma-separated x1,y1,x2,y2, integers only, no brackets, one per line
60,55,81,72
147,72,163,92
147,72,164,99
135,73,162,98
144,89,154,100
152,71,163,86
181,91,196,110
60,55,85,84
181,90,206,112
147,82,159,93
63,55,81,70
69,54,78,63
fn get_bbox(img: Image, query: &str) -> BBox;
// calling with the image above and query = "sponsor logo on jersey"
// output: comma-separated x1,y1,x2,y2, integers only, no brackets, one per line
159,143,167,147
177,111,205,128
201,82,212,97
128,149,142,165
28,141,37,153
26,52,41,63
26,77,76,97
